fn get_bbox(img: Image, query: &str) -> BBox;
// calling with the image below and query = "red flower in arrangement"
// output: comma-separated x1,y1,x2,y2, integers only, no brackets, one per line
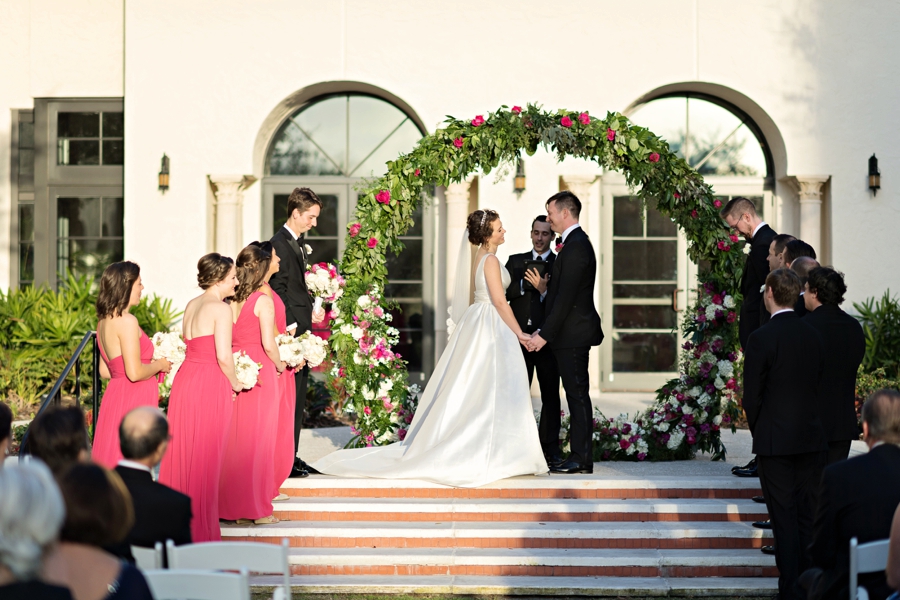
578,112,590,125
453,137,464,148
349,223,362,237
607,128,616,141
414,168,421,176
713,199,723,208
691,210,699,219
525,120,533,128
649,152,660,163
560,116,573,128
726,311,736,323
511,106,522,114
729,233,739,243
367,237,378,249
674,192,681,199
472,115,485,127
717,241,731,252
726,378,736,389
375,190,391,205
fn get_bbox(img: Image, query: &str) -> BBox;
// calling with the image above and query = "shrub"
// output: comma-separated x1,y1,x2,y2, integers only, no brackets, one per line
854,290,900,379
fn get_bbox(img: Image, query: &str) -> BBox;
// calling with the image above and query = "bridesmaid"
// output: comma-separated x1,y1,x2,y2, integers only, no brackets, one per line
253,241,302,502
159,254,243,542
219,244,286,525
93,262,171,468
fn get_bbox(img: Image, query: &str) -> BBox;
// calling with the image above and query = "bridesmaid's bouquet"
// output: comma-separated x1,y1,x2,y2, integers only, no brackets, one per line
305,262,346,312
233,351,263,390
275,333,306,368
151,331,187,397
296,332,328,368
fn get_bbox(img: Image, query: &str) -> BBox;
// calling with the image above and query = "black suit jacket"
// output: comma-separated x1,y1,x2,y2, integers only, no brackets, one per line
505,251,555,333
808,444,900,600
269,227,313,335
740,224,777,348
742,311,827,456
541,228,603,349
804,304,866,442
107,465,192,559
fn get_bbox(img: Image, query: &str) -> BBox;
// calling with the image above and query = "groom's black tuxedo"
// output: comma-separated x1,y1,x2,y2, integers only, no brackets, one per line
739,224,777,348
269,225,313,459
540,226,603,467
505,250,561,457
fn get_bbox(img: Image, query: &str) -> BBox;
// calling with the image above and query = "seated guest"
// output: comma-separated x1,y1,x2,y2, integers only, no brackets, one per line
789,256,820,317
801,390,900,600
0,402,12,464
783,238,817,267
43,463,153,600
25,405,90,478
804,267,866,464
0,460,73,599
106,407,192,561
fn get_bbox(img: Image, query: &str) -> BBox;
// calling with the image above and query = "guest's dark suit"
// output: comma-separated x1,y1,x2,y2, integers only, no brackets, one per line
270,226,313,458
793,293,808,318
740,224,777,348
743,311,827,600
107,465,192,562
804,303,866,464
540,227,603,466
506,250,561,457
804,444,900,600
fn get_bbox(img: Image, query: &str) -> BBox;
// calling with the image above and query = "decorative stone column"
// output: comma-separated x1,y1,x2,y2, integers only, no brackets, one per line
444,178,474,308
209,175,257,259
787,175,829,255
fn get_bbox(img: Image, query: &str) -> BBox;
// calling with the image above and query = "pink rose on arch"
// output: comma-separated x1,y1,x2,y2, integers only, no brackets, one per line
414,168,421,177
691,210,699,219
674,192,681,199
453,137,464,148
472,115,485,127
560,116,573,128
607,128,616,141
649,152,660,163
383,399,394,411
511,106,522,114
726,378,736,390
729,233,739,243
367,237,378,249
578,112,590,125
375,190,391,204
713,199,723,208
363,406,371,415
717,241,731,252
349,223,361,237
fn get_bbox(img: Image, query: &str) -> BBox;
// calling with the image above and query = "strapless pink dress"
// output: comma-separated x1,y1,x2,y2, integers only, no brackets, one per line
268,283,296,497
159,335,233,542
92,329,160,469
219,292,279,520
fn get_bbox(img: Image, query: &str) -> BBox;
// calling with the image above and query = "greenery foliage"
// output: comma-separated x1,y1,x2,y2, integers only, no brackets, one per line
853,290,900,379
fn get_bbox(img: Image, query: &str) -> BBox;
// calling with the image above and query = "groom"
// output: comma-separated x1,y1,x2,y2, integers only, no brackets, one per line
528,191,603,474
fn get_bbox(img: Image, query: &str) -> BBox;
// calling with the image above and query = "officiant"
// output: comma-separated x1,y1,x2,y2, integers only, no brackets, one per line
505,215,563,463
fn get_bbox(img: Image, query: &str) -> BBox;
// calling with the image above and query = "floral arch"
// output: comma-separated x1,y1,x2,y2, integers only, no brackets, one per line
327,105,746,460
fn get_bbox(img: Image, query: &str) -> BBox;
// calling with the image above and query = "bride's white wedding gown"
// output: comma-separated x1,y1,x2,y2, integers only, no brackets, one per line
313,254,548,487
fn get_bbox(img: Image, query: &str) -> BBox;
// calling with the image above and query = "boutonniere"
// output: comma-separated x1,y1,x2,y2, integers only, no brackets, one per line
743,244,751,255
554,236,564,252
760,284,766,293
304,244,313,254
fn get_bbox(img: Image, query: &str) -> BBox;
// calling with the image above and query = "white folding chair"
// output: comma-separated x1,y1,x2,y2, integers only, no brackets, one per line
131,541,163,570
143,568,250,600
850,537,891,600
167,538,292,600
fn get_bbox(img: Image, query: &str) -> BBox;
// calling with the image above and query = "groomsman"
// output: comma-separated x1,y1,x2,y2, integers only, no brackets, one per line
505,215,562,463
766,234,796,273
783,238,816,266
789,256,819,317
528,191,603,474
743,268,827,600
270,187,325,478
803,267,866,464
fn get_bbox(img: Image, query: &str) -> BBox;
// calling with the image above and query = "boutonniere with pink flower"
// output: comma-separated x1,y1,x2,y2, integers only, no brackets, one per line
554,237,564,252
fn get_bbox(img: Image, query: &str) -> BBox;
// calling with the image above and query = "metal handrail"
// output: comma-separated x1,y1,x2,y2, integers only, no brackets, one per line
19,331,100,459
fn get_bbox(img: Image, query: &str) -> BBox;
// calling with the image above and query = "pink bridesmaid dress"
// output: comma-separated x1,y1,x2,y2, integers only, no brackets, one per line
158,335,234,542
92,329,160,469
267,282,296,497
219,291,279,521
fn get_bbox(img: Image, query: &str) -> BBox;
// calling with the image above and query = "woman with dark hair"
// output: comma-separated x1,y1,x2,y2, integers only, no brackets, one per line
159,253,242,542
219,244,285,525
44,463,153,600
92,261,172,468
0,402,12,464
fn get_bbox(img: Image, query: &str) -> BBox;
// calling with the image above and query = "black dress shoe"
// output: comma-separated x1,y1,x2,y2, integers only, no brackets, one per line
289,466,309,478
752,520,772,529
544,454,566,467
761,545,776,555
733,465,759,478
751,495,766,504
732,456,757,474
294,458,320,475
550,459,593,474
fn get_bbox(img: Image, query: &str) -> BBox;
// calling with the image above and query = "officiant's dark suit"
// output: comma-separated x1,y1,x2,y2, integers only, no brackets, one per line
505,248,561,458
741,223,777,348
743,274,827,600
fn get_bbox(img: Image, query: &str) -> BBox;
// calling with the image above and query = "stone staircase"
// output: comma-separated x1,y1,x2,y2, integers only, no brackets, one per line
221,474,778,596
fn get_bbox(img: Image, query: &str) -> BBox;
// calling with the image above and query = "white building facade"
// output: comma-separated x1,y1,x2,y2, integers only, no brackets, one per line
2,0,897,391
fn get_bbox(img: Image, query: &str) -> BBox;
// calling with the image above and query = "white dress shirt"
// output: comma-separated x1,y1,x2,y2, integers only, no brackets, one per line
770,308,794,318
561,223,582,243
283,223,299,240
751,221,768,239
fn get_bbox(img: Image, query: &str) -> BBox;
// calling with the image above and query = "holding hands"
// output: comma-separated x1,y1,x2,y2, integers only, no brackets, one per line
525,331,547,353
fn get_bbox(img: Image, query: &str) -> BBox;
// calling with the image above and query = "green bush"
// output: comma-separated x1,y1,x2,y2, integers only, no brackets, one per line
854,290,900,379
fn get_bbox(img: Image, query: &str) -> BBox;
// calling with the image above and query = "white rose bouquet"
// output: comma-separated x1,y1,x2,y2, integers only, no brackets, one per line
305,262,346,312
152,331,187,398
296,332,329,368
233,351,263,390
276,333,306,368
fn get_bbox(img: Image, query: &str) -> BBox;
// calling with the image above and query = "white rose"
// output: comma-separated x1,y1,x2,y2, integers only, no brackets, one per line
698,392,711,406
304,244,313,254
713,415,723,426
362,386,374,401
723,295,735,309
743,244,751,255
340,324,354,335
353,352,364,364
688,386,702,399
657,422,670,433
697,410,707,424
714,376,725,390
667,430,685,450
351,327,365,341
358,295,371,308
717,360,734,378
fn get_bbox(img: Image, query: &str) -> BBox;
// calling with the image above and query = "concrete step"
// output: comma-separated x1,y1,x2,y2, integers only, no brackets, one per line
283,547,777,577
271,497,769,522
249,574,779,596
221,519,773,549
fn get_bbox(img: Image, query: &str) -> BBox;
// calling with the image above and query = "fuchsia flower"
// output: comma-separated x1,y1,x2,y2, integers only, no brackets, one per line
511,106,522,114
472,115,485,127
729,233,739,243
607,128,616,141
691,210,699,219
637,452,647,461
364,406,371,415
414,168,421,176
717,241,731,252
578,112,590,125
373,306,384,318
713,199,723,208
453,137,464,148
375,190,391,204
367,237,378,249
674,192,681,199
349,223,361,237
383,399,394,411
726,378,736,390
560,116,573,128
398,428,408,441
619,439,631,450
649,152,660,163
726,312,736,323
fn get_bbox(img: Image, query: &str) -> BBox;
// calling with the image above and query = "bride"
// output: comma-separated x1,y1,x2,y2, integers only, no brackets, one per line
313,209,549,487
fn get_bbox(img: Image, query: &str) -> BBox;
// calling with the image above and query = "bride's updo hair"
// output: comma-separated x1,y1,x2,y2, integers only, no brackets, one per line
197,253,234,290
467,209,499,246
233,243,272,303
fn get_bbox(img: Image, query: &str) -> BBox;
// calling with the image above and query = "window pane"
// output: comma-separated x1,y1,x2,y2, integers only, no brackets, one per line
647,204,677,237
18,121,34,148
613,333,677,372
307,194,339,237
268,120,343,176
628,97,687,161
405,201,424,237
305,238,338,267
351,119,422,178
613,196,642,237
347,95,408,173
58,112,100,138
292,96,348,173
58,239,124,280
18,204,34,242
384,282,423,299
746,195,764,218
19,243,34,282
386,239,423,280
102,112,124,137
101,197,124,237
58,197,101,237
58,140,100,165
272,194,289,235
18,149,34,182
102,140,124,165
613,305,677,329
613,283,676,299
613,240,677,281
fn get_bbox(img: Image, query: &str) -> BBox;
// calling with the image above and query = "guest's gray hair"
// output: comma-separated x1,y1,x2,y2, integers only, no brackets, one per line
0,459,65,580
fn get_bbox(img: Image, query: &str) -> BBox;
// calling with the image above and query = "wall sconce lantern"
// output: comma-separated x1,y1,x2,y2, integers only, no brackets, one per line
158,154,170,193
514,157,526,195
869,153,881,196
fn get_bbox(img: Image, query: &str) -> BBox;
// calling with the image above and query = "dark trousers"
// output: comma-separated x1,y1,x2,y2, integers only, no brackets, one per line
553,345,593,465
292,365,309,459
826,440,852,465
521,344,561,456
758,451,826,600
